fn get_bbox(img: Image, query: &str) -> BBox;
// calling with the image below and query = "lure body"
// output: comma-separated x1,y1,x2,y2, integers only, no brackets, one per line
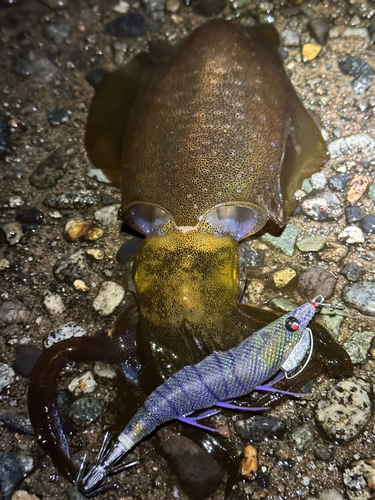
80,300,318,494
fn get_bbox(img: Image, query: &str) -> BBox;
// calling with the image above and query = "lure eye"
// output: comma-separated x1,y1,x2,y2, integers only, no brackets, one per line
285,316,300,332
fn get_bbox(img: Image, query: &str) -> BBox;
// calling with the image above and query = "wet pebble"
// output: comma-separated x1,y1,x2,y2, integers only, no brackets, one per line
0,300,31,327
328,134,375,159
94,362,117,379
241,445,257,479
327,173,350,191
45,322,86,348
347,174,370,205
113,1,130,14
314,444,332,461
157,428,224,500
0,363,15,391
93,281,125,316
298,267,337,300
1,222,23,245
0,259,10,271
320,307,347,335
343,331,375,364
73,279,89,292
87,168,112,184
99,192,119,206
13,48,58,80
68,397,103,427
368,184,375,202
289,424,314,451
1,413,34,435
310,172,327,190
43,189,98,210
280,29,300,47
0,452,35,498
68,371,97,394
94,204,120,226
142,0,165,20
8,196,25,208
13,345,41,377
238,243,264,267
345,206,362,224
43,290,65,314
343,459,375,500
47,108,71,126
302,43,322,62
320,241,349,263
16,208,43,226
234,416,286,441
193,0,226,16
43,23,70,44
315,378,371,442
309,489,345,500
296,235,326,252
106,13,145,37
0,111,10,157
166,0,180,13
338,226,365,244
342,281,375,316
360,214,375,233
261,223,298,256
12,490,40,500
273,267,296,288
65,219,103,241
340,263,366,282
53,249,91,284
338,56,375,95
29,145,75,190
308,18,330,46
300,191,343,221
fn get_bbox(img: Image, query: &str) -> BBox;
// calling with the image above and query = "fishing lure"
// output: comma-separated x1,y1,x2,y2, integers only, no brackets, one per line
78,297,322,496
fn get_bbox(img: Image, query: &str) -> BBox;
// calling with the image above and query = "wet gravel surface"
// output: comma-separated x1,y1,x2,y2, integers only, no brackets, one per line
1,0,375,499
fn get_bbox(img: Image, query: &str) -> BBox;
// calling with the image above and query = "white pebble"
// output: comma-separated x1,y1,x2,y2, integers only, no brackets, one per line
43,290,65,314
0,362,15,390
68,371,97,394
94,204,120,226
93,281,125,316
338,226,365,244
45,322,86,348
9,196,25,208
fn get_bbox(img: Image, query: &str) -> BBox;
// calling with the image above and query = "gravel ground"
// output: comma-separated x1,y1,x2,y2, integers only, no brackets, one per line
1,1,375,500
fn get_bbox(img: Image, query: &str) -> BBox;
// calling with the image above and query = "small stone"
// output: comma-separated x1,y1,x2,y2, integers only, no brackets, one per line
13,48,58,80
241,445,257,479
338,226,365,244
344,460,375,500
300,192,343,221
0,112,10,158
342,281,375,316
0,452,36,499
142,0,165,20
369,25,375,43
53,250,91,284
338,56,375,95
45,322,86,348
328,134,375,159
368,184,375,202
29,145,75,190
308,18,330,46
296,236,326,252
73,279,89,292
68,397,103,427
302,179,313,193
314,444,332,461
86,249,104,260
244,278,265,304
106,13,145,37
94,362,117,379
343,331,375,364
193,0,225,16
16,208,44,226
343,28,369,39
273,268,296,288
347,174,370,205
318,489,344,500
238,244,264,267
0,363,15,391
113,0,130,13
43,23,70,44
270,297,297,312
85,69,108,89
315,378,372,442
302,43,322,62
320,307,347,335
13,345,41,377
310,172,327,190
166,0,180,13
1,222,23,245
12,491,40,500
298,267,337,300
0,259,10,271
43,290,65,314
68,371,97,395
43,189,98,210
2,414,34,435
99,192,119,206
360,215,375,233
87,168,112,183
40,0,69,7
328,173,351,191
235,416,286,441
345,206,362,224
261,224,298,256
93,282,125,316
94,204,120,226
340,263,366,282
65,219,103,241
290,424,314,451
47,108,71,126
280,29,301,47
8,196,24,208
0,301,31,327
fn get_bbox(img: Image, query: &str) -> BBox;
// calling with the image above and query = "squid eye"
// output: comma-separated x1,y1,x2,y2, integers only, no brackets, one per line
285,316,299,332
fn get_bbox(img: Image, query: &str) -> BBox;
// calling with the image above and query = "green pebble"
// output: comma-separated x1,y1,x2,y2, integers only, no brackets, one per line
270,297,297,312
302,179,313,193
261,224,298,256
320,307,347,335
296,235,326,252
368,184,375,202
343,331,375,364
